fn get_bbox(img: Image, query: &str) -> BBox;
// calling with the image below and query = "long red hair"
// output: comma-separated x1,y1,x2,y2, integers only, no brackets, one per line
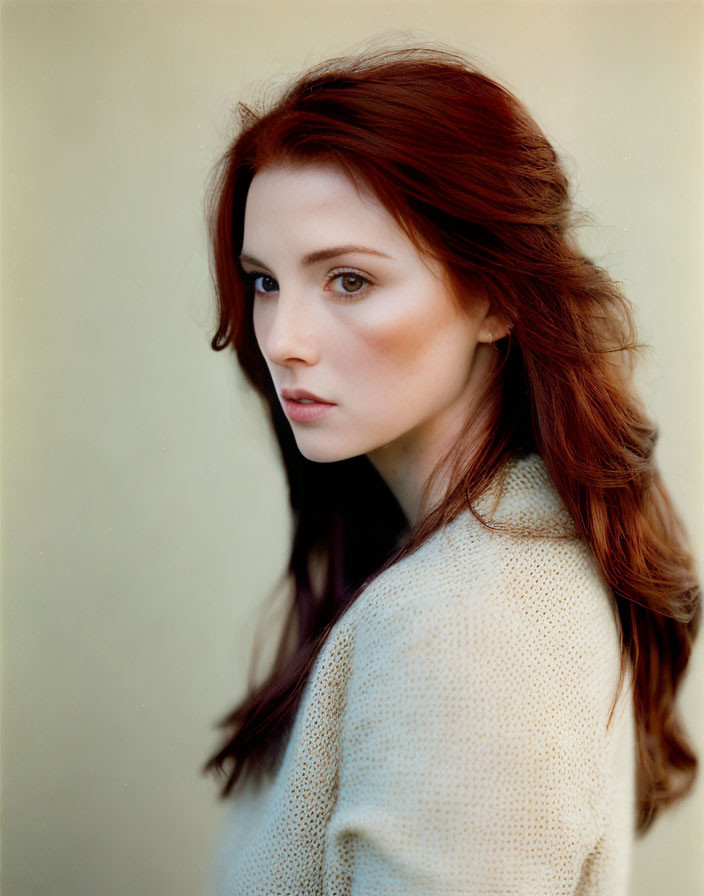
202,44,700,835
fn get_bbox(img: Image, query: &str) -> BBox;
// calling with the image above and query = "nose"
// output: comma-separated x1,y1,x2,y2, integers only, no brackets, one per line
254,288,320,368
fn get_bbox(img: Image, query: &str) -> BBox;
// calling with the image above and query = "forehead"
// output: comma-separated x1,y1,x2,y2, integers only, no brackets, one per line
248,161,373,200
242,162,442,277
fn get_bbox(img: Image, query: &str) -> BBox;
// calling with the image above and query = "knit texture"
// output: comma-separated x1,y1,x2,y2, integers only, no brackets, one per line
212,453,636,895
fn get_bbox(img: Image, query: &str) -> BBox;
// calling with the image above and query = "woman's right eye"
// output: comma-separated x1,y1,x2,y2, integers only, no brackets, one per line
247,272,278,295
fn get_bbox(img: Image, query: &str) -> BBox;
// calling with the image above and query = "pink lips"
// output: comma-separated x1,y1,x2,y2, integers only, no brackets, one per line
280,388,336,423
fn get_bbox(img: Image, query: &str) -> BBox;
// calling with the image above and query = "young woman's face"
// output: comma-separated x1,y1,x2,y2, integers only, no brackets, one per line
240,163,493,467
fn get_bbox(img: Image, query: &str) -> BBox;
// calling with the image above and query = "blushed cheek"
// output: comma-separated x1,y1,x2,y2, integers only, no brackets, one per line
345,314,479,424
340,306,432,369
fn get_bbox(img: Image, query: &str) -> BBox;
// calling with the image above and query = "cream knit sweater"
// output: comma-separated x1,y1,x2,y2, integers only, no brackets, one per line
212,453,637,895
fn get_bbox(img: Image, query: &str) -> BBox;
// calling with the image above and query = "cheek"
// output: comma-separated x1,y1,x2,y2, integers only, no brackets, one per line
251,302,271,356
338,299,473,392
332,321,423,399
251,302,263,343
341,300,433,364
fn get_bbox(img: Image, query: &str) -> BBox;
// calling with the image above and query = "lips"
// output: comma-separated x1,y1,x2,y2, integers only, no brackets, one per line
280,388,336,423
280,388,335,405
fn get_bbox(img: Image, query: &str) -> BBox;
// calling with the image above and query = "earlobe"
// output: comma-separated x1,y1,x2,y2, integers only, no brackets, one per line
479,311,511,344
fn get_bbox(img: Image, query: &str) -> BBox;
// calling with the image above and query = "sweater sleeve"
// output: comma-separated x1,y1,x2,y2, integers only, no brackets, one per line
322,546,620,896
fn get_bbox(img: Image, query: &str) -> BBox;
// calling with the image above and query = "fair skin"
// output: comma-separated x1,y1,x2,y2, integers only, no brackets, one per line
240,162,509,525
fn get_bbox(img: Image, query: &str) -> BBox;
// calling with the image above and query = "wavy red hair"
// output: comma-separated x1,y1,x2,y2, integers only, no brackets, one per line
202,44,700,835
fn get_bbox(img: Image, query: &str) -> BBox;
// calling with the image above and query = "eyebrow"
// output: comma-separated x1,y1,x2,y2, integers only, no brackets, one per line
238,245,392,269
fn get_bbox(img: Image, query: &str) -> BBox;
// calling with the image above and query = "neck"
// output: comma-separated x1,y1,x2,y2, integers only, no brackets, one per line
366,343,497,527
367,434,452,527
367,392,490,528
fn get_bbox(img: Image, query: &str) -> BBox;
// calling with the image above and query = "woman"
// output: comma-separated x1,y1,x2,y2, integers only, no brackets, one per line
203,43,700,894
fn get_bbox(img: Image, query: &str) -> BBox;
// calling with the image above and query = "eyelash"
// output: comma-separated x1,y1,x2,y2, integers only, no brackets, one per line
244,268,373,301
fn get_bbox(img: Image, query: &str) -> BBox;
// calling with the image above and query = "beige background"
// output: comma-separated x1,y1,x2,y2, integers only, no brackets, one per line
2,0,702,893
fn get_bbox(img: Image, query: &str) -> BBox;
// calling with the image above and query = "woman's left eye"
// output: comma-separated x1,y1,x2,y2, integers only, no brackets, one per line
329,271,371,298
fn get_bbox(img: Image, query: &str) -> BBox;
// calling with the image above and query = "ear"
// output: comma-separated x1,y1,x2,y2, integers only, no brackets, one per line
476,306,512,345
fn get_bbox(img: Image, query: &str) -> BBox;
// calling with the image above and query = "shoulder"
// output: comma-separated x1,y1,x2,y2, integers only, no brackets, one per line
337,456,623,725
348,519,618,672
348,533,620,685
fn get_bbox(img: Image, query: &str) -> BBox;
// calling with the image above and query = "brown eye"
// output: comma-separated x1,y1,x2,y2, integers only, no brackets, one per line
330,271,371,298
340,274,364,292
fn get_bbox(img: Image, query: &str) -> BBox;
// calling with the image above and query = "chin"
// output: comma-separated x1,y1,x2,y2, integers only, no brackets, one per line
296,447,353,464
294,437,362,465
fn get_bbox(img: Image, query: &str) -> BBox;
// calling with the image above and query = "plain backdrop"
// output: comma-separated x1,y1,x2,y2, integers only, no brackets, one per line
2,1,703,894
